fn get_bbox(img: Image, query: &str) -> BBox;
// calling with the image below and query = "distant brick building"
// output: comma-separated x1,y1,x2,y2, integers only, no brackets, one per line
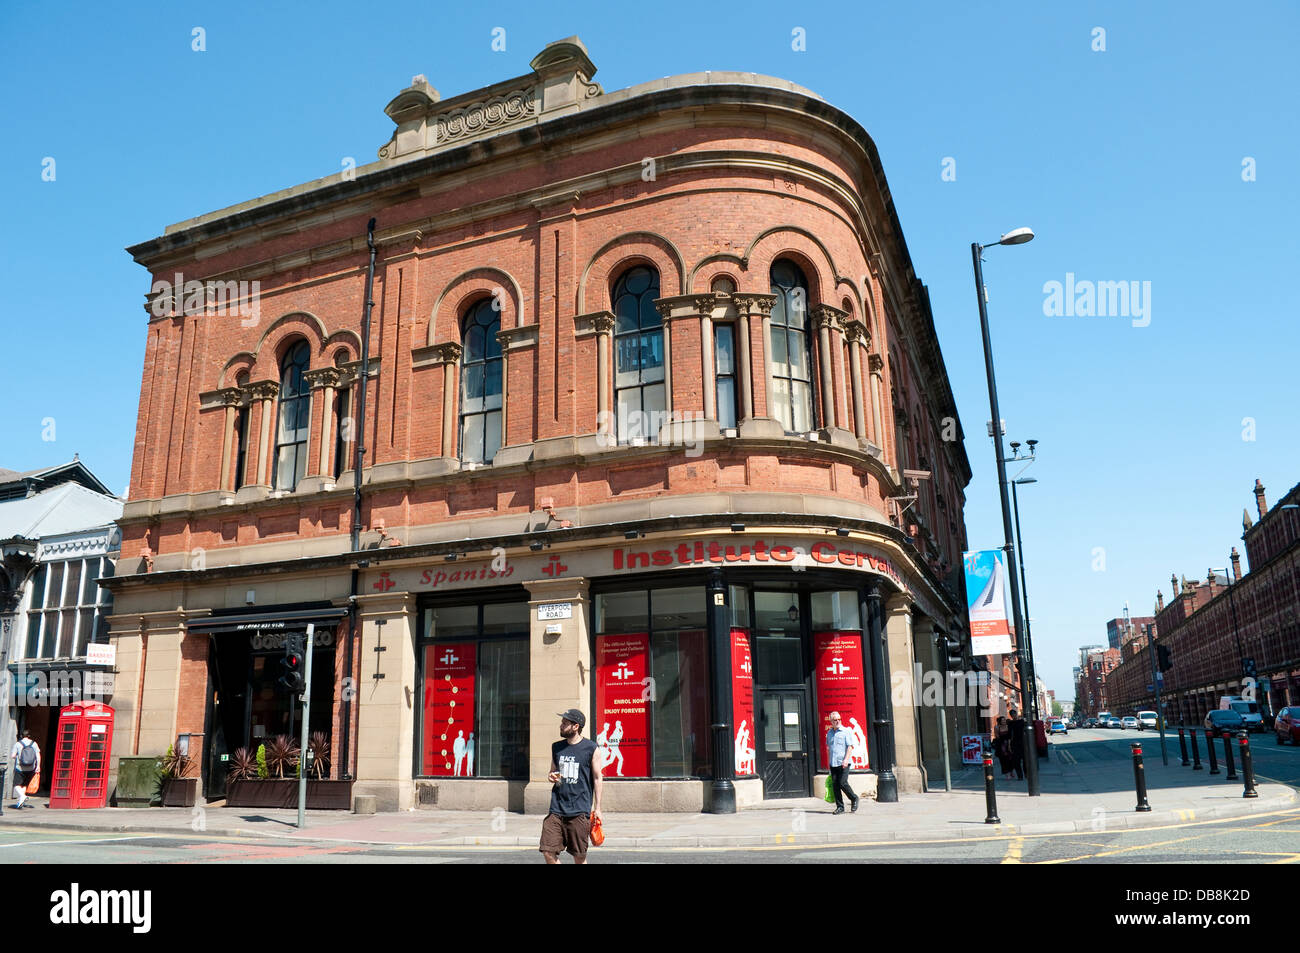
105,37,977,811
1076,648,1121,717
1106,478,1300,721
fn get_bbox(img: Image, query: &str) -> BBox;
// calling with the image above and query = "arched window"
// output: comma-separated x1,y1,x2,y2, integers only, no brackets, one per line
459,298,503,464
273,340,311,490
612,266,664,442
769,260,814,433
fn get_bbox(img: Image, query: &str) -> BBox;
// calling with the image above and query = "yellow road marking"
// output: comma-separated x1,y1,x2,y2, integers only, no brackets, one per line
1001,837,1024,864
1034,834,1214,865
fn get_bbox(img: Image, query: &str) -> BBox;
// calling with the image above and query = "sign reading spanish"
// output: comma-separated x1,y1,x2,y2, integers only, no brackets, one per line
813,632,870,771
731,629,756,776
594,633,650,778
424,642,476,777
964,549,1014,655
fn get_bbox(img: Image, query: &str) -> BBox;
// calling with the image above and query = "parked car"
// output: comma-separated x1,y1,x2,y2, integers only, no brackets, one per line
1085,717,1100,729
1137,711,1159,731
1106,716,1122,729
1219,696,1265,733
1049,720,1068,735
1204,709,1245,732
1121,716,1139,730
1276,707,1300,745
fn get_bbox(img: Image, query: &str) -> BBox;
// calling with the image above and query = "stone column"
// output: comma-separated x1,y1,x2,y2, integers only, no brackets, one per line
523,577,592,815
845,323,868,440
433,343,463,459
868,354,885,451
594,315,615,438
910,615,948,781
813,309,838,428
304,367,343,478
352,590,417,811
700,306,716,421
731,294,776,433
885,593,926,793
215,388,243,491
247,381,279,487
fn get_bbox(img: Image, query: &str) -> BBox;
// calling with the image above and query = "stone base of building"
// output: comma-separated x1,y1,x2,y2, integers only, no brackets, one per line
813,772,880,801
411,779,529,811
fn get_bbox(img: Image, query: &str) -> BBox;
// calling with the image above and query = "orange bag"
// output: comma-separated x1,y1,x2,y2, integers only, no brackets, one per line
589,814,605,847
26,772,40,795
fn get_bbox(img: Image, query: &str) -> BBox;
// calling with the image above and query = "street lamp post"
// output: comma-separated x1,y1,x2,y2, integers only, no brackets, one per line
971,227,1040,796
1010,472,1039,727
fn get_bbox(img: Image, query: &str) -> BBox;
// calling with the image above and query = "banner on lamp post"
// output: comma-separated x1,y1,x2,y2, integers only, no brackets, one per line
964,549,1014,656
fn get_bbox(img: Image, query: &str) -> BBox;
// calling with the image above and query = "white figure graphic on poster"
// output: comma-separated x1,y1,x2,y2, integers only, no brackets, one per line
596,722,611,769
453,730,467,776
466,731,475,776
607,720,626,776
734,720,755,775
848,717,869,768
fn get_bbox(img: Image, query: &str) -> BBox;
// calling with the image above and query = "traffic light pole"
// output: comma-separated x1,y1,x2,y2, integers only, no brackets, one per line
1146,632,1168,765
297,623,315,830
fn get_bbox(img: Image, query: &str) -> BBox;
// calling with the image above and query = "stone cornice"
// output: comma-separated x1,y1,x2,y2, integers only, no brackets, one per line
336,359,381,385
198,387,246,411
496,324,539,350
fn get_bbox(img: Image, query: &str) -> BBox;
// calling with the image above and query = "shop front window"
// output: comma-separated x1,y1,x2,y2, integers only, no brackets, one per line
593,586,710,778
420,600,529,779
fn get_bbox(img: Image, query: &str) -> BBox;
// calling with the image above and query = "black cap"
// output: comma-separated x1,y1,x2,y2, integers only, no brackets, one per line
557,708,586,728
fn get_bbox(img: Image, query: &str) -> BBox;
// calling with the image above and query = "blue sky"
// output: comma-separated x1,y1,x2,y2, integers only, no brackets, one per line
3,1,1297,701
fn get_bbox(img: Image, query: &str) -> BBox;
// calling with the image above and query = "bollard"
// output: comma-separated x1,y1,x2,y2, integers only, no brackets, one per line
1222,731,1238,781
1131,742,1152,812
1177,726,1189,766
1204,729,1220,774
1238,731,1258,799
983,754,1001,824
0,760,5,817
1190,728,1203,770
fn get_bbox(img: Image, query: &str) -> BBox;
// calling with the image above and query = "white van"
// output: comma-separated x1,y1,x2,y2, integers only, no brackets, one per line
1137,710,1158,730
1219,696,1264,732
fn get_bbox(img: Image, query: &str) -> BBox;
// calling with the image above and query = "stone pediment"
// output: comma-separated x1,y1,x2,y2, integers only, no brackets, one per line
378,36,602,161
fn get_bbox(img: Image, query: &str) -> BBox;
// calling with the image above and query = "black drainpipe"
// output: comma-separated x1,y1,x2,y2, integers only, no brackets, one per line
343,217,377,779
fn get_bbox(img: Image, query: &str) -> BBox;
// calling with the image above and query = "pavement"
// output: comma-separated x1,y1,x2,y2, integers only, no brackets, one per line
1,734,1293,849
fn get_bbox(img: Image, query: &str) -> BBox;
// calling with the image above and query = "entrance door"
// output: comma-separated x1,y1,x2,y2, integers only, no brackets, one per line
757,690,810,798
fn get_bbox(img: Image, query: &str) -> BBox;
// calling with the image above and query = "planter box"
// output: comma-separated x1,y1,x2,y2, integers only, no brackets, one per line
225,779,353,810
162,777,198,807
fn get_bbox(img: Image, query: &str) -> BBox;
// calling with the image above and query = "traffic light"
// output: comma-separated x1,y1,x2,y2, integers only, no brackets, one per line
941,637,964,672
278,634,305,694
1156,644,1173,672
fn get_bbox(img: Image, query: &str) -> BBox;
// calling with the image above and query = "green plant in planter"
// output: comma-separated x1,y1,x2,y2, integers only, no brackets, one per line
265,735,300,779
227,748,259,782
308,731,331,780
255,744,269,779
160,744,194,780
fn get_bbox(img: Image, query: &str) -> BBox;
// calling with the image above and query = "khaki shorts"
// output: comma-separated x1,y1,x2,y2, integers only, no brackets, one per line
539,812,590,857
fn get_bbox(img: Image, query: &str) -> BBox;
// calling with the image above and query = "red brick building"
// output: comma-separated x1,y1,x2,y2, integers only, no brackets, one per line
1106,478,1300,722
105,37,976,811
1076,647,1121,717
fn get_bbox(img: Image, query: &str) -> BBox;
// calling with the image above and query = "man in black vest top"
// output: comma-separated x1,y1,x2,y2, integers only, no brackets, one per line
539,708,604,864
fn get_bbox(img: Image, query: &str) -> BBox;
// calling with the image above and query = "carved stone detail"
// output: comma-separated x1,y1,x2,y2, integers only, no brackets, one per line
496,324,539,349
868,353,884,374
732,293,776,316
435,88,538,145
592,314,616,335
433,342,464,364
843,320,870,345
246,380,279,401
810,305,846,332
303,367,344,390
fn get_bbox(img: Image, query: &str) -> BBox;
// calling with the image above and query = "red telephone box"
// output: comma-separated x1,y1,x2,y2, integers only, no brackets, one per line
47,701,115,809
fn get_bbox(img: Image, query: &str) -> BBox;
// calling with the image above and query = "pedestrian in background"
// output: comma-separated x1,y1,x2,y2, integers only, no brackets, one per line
825,711,860,814
994,716,1015,780
1008,709,1026,780
10,730,39,809
539,709,603,864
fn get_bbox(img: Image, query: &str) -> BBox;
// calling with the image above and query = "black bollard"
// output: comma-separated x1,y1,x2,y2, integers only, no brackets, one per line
1238,731,1258,799
1177,726,1190,766
1131,742,1152,812
983,754,1001,824
0,760,5,817
1222,731,1238,781
1190,728,1203,770
1204,729,1220,774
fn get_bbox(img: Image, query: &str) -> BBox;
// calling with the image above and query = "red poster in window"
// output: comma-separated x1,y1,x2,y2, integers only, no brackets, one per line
731,629,756,776
595,633,650,778
424,642,476,777
813,631,870,771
